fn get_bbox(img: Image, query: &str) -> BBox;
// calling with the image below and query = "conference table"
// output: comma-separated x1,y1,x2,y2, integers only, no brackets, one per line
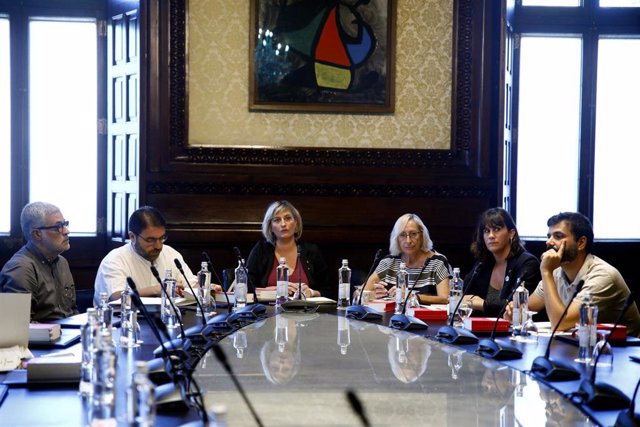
1,302,639,426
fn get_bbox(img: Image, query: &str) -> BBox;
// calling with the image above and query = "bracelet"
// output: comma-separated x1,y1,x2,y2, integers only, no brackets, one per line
308,288,314,297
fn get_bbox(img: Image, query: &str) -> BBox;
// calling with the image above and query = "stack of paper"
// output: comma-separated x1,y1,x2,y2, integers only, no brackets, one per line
28,324,62,343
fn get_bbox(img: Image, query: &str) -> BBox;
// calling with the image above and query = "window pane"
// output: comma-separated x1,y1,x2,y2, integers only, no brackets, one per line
522,0,580,6
0,17,10,233
29,19,97,233
599,0,640,7
593,38,640,239
516,36,582,238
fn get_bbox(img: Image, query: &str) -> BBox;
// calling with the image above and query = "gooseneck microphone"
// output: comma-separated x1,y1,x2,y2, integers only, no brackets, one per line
388,259,430,330
346,249,384,320
202,251,231,309
150,265,188,343
476,278,523,360
127,277,206,420
615,374,640,427
346,389,371,427
174,259,207,327
212,343,265,427
436,262,483,344
575,292,635,410
531,280,585,381
281,245,318,313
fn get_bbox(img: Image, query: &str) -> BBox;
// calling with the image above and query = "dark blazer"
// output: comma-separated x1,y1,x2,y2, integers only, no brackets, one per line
464,250,541,317
245,240,329,297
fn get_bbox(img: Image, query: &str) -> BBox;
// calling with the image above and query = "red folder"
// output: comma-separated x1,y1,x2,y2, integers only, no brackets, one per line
366,299,395,313
597,323,627,343
463,317,510,333
412,307,448,321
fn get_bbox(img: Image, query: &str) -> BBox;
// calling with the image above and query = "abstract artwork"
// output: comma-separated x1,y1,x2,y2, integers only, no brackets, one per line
249,0,396,113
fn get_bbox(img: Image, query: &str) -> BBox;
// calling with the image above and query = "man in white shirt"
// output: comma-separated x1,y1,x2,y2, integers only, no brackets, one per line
94,206,201,305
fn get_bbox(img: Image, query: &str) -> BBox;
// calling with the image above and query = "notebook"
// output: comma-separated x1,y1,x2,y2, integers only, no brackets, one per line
0,293,30,348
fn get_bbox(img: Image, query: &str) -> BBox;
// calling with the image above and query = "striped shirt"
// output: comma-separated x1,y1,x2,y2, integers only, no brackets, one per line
375,254,452,295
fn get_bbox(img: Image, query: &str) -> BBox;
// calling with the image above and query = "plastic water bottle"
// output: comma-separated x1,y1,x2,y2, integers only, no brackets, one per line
91,327,117,424
196,261,215,318
395,262,408,314
79,308,99,396
126,361,156,427
448,267,463,324
577,291,598,362
120,281,139,348
234,259,248,310
337,316,350,355
337,259,351,310
161,268,179,328
276,257,289,306
97,291,113,330
512,279,529,337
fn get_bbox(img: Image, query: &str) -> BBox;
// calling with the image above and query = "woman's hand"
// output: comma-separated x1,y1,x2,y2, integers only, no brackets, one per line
287,282,313,297
372,282,388,298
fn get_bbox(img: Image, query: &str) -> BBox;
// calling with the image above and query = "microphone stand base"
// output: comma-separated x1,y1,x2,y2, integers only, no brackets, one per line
615,409,640,427
531,356,581,381
436,325,479,344
155,382,190,413
281,300,319,313
345,305,383,320
389,314,429,331
477,338,523,360
153,337,192,359
578,378,630,410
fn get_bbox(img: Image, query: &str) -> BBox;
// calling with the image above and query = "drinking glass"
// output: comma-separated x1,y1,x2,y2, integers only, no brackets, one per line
518,311,538,343
591,330,613,369
458,303,473,327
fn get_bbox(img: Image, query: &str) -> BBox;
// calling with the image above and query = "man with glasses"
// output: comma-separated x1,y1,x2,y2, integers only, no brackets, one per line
94,206,206,305
0,201,78,321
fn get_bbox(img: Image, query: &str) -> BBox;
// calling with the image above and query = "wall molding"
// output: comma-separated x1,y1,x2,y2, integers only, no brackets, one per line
146,181,491,198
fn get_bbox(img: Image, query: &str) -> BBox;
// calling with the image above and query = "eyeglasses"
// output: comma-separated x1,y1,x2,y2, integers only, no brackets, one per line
136,234,168,244
35,220,69,233
398,231,421,240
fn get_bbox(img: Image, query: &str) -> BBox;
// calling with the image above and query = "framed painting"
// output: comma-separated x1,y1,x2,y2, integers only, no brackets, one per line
249,0,396,113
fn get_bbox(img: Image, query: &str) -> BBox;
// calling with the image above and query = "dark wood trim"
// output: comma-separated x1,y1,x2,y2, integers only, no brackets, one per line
165,0,481,175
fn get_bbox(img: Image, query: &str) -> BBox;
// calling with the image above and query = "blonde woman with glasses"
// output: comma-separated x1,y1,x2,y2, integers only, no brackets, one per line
364,213,451,305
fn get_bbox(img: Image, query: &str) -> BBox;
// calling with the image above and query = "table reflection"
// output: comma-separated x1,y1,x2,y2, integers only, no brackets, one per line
193,313,597,426
386,330,431,383
260,314,301,385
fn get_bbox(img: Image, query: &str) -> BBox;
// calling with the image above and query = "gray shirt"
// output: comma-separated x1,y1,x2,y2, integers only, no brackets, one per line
0,241,77,321
534,254,640,336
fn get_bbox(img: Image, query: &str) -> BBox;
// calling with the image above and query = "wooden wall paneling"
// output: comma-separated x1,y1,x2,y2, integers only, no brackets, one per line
139,0,500,298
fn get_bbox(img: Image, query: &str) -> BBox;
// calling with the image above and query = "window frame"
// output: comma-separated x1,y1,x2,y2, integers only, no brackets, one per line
508,0,640,240
0,0,106,244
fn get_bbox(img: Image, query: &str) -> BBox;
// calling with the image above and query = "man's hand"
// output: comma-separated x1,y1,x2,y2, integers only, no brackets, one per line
541,240,564,273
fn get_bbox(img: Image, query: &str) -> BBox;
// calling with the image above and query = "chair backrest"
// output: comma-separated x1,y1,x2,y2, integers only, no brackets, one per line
75,288,95,313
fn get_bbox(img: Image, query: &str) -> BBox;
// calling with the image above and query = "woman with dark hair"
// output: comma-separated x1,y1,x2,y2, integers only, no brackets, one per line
462,208,540,317
246,200,329,298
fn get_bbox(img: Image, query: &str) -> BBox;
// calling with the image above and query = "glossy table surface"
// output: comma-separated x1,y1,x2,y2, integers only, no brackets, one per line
194,311,596,426
1,304,639,426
